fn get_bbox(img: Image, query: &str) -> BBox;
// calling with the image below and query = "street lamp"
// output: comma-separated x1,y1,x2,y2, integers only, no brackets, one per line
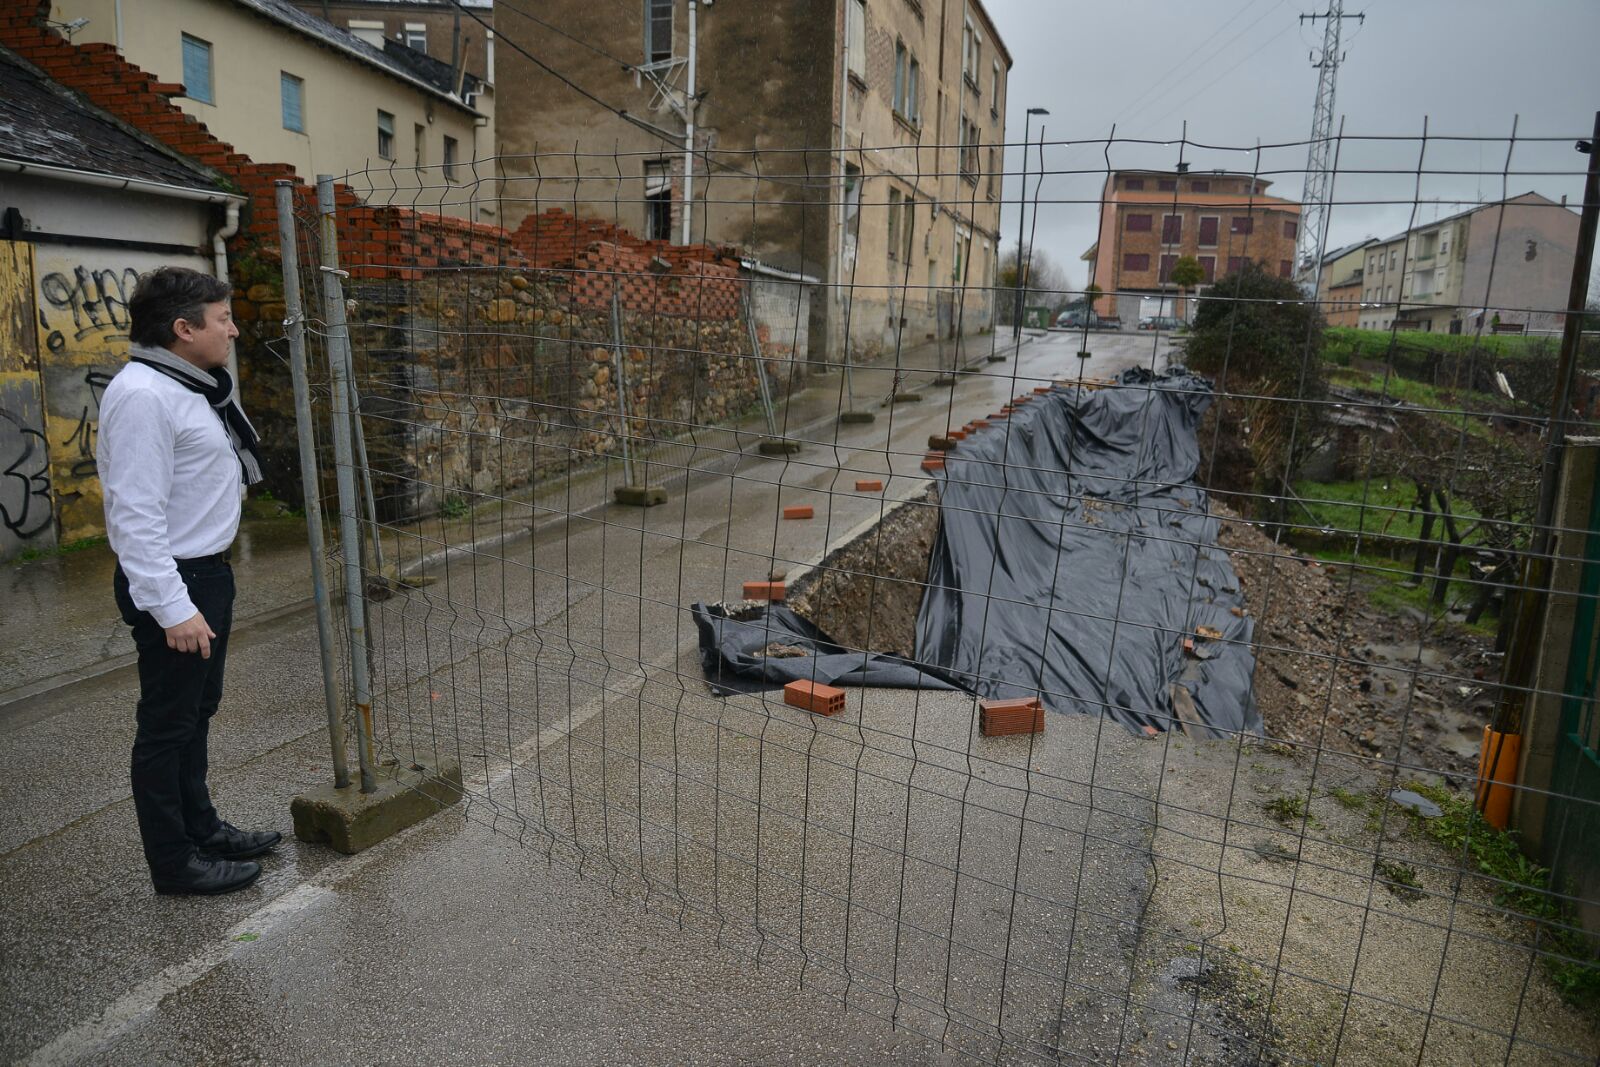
1012,107,1049,348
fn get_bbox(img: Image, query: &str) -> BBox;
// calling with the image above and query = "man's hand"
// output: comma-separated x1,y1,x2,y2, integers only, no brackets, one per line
165,611,217,659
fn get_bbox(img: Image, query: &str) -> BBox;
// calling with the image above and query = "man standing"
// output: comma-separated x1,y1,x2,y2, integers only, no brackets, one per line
100,266,279,896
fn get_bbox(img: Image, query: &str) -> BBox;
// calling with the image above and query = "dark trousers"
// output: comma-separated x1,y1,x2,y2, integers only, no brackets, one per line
114,557,234,873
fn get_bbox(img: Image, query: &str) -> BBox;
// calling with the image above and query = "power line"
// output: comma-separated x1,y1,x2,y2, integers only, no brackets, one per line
1138,20,1299,134
1109,0,1279,131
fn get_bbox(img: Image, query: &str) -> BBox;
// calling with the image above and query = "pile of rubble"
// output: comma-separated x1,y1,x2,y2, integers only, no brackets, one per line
1216,506,1496,781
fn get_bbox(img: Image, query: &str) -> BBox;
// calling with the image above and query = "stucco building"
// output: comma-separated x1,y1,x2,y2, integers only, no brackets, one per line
1355,193,1580,334
1313,238,1375,328
47,0,494,221
1082,168,1302,322
491,0,1011,359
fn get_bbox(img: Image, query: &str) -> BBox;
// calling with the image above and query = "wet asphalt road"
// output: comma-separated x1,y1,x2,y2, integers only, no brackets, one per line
1,330,1175,1065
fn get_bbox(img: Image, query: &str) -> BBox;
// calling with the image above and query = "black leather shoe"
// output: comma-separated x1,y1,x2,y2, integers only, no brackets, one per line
151,854,262,896
194,821,282,861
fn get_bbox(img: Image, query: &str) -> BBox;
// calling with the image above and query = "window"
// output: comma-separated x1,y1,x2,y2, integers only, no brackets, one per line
644,160,671,239
1158,179,1177,192
414,124,425,166
377,110,395,159
893,43,920,122
888,189,902,261
1159,254,1178,283
1283,219,1298,239
1126,213,1152,232
1124,178,1145,191
181,33,213,104
990,59,1000,115
901,196,915,263
404,22,427,51
1199,256,1216,283
1191,180,1210,193
443,135,459,181
847,0,866,80
844,164,861,239
987,147,998,199
1122,253,1150,272
1230,216,1253,235
1198,216,1218,246
280,72,304,132
962,19,980,87
1161,215,1182,243
1439,238,1449,255
645,0,673,65
1390,251,1398,270
1279,260,1292,279
1386,285,1394,300
1227,256,1245,275
894,42,906,113
348,20,385,48
907,58,920,122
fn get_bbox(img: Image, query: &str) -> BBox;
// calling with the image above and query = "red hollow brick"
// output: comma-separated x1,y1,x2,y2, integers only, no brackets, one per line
782,505,814,520
784,679,846,716
742,580,785,601
854,479,884,492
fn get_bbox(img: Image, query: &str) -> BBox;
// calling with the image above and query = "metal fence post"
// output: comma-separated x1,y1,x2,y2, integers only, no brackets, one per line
609,285,637,488
275,180,350,790
315,174,378,793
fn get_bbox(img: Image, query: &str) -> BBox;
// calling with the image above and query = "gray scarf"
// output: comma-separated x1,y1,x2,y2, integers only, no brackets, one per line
128,344,264,485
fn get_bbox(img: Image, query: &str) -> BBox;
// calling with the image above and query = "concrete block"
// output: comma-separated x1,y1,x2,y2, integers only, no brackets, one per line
931,374,957,386
979,697,1045,737
986,353,1008,362
890,391,924,403
757,438,803,456
291,749,462,854
928,435,957,451
614,484,667,507
840,410,877,424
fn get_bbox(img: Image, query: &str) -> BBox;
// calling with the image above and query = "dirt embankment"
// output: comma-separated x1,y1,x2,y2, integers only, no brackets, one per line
1216,505,1496,779
788,493,938,659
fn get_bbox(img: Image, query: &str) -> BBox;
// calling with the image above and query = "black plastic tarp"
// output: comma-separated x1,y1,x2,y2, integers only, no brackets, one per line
916,368,1261,738
691,602,957,696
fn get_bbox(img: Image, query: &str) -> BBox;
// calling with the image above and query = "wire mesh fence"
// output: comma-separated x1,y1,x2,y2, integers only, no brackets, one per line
277,122,1600,1063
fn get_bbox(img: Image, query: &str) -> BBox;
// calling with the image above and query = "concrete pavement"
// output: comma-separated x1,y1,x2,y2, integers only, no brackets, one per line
2,328,1177,1064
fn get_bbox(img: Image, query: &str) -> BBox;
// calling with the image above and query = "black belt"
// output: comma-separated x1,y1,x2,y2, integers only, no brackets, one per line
176,549,232,566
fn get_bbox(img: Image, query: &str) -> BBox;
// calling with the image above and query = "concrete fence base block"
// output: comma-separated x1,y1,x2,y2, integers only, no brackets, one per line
985,354,1008,363
291,749,463,854
840,410,877,424
931,374,958,387
757,438,803,456
613,484,668,506
890,392,924,404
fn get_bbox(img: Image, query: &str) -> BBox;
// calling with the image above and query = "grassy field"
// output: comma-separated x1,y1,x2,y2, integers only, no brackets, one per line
1288,478,1496,637
1323,326,1558,366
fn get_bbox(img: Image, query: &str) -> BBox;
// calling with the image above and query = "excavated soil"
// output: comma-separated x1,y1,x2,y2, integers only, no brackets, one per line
787,491,938,660
788,488,1493,781
1215,504,1497,780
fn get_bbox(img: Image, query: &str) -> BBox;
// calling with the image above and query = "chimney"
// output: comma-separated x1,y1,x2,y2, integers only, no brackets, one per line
1175,162,1190,173
1561,194,1568,207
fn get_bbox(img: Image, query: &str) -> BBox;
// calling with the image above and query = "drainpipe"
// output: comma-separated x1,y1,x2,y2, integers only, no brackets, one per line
679,0,698,245
836,2,850,351
212,200,243,433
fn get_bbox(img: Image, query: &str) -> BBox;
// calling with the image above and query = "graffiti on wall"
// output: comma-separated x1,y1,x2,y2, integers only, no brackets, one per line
31,249,208,544
0,240,50,560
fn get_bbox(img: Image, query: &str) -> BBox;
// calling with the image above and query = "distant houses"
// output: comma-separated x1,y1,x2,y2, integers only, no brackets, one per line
1315,193,1580,335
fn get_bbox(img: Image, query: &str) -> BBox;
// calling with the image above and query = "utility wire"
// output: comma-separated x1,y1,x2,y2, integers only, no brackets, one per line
1107,0,1278,131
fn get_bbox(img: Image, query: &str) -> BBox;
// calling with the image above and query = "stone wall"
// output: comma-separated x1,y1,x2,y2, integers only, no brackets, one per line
235,261,805,523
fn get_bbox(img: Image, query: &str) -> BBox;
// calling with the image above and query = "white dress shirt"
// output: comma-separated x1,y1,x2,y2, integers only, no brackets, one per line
99,360,242,628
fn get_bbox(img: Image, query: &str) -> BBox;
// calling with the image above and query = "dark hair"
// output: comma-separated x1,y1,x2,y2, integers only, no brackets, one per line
128,267,232,346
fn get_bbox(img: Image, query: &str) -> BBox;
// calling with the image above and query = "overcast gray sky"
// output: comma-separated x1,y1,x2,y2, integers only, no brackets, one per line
987,0,1600,289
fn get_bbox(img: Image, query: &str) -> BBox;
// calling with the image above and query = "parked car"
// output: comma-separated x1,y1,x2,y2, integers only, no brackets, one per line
1056,309,1096,329
1138,316,1186,332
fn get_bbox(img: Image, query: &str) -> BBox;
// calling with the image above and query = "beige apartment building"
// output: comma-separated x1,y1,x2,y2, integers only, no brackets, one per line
49,0,494,221
1355,193,1579,334
1313,238,1375,328
491,0,1011,359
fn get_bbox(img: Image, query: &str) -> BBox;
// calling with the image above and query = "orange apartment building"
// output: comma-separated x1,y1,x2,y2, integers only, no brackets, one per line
1082,167,1301,321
